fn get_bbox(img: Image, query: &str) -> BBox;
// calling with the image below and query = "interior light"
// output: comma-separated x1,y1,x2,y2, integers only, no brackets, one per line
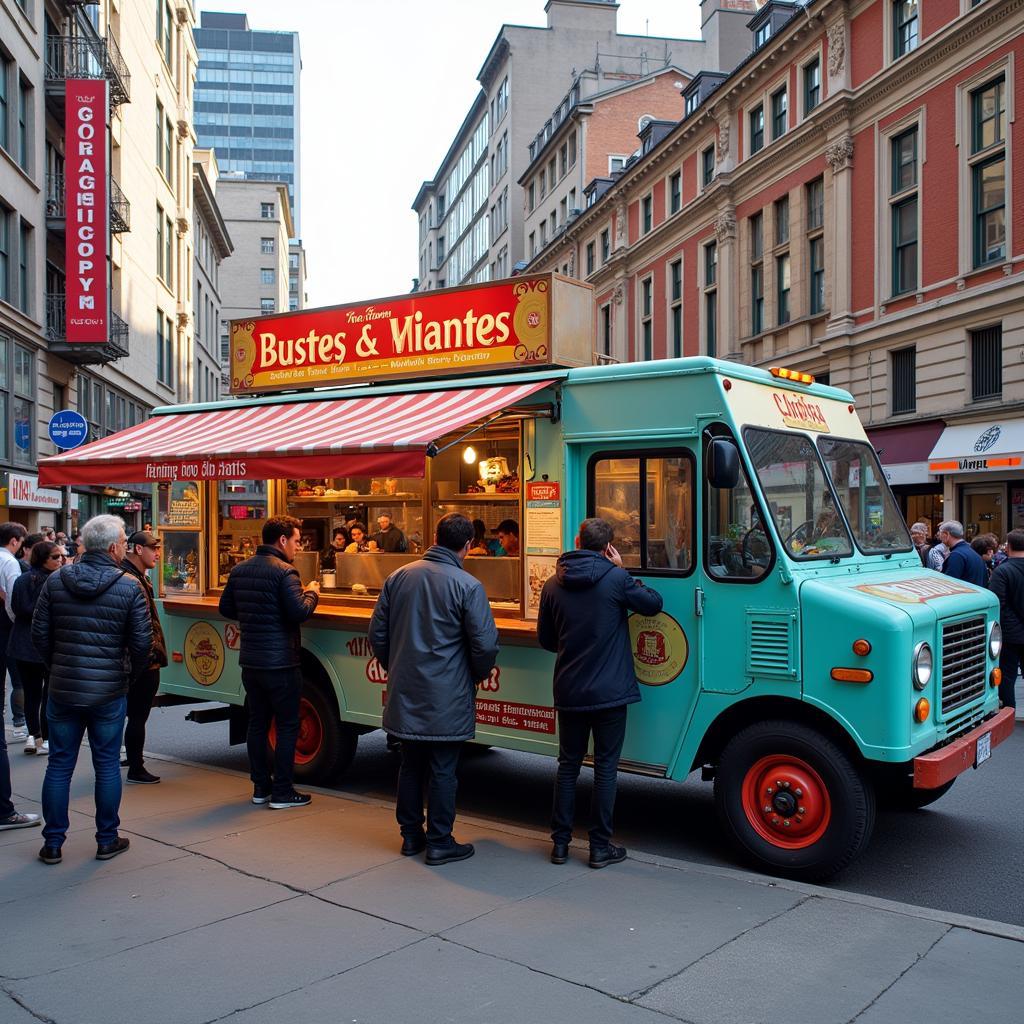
463,445,477,465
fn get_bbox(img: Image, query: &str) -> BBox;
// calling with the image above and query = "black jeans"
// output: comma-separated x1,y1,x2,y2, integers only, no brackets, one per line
124,668,160,771
0,627,25,725
551,704,628,849
16,661,48,741
0,680,12,818
242,666,301,799
395,739,462,847
998,642,1022,709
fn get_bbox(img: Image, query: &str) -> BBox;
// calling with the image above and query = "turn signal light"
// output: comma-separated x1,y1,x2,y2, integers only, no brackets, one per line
852,639,872,656
914,698,930,723
831,667,873,683
769,366,815,385
991,668,1002,688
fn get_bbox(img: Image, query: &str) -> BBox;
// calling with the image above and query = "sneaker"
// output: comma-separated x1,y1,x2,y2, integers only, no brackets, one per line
268,791,312,810
11,725,28,740
0,812,41,831
425,841,475,866
588,844,627,870
38,845,62,865
126,768,161,784
23,735,36,755
38,740,48,755
96,837,130,860
251,787,272,805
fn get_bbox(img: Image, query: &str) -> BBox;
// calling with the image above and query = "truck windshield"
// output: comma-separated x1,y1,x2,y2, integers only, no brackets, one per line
818,436,913,554
743,428,853,560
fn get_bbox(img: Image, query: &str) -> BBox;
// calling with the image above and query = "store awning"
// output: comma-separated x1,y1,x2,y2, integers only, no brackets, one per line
866,420,945,486
928,420,1024,474
37,380,553,487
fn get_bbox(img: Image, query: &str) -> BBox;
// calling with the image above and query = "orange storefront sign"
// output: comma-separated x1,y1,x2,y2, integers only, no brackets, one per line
229,274,592,396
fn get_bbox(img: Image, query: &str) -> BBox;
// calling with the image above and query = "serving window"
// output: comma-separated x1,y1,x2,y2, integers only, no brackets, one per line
157,480,204,596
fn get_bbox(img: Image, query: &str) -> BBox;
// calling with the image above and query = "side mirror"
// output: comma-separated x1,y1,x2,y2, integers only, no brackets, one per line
707,438,740,490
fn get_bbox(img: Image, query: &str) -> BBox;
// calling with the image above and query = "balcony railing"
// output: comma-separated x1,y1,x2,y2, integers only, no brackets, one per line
45,35,130,107
46,293,130,365
46,173,130,233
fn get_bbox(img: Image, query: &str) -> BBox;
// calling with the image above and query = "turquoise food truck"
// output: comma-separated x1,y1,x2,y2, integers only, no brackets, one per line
39,275,1015,881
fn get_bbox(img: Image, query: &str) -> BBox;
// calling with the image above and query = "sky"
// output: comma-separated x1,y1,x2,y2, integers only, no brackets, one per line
197,1,704,307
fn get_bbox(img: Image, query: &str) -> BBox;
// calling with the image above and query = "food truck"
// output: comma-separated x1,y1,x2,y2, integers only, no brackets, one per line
38,273,1015,881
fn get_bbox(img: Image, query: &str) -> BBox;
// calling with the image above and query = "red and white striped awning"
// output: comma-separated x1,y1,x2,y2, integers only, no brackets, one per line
37,380,552,487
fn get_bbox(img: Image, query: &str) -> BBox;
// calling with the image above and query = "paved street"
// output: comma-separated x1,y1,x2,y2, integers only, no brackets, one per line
3,726,1023,1024
140,698,1024,929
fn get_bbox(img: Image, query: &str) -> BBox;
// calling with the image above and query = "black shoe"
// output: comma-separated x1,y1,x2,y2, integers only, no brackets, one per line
269,791,312,810
425,841,474,866
401,834,427,856
551,842,569,864
96,837,130,861
251,787,272,805
126,768,161,784
38,845,62,865
589,844,627,869
120,758,129,767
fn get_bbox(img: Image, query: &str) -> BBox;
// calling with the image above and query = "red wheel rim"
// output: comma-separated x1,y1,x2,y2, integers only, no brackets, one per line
268,697,324,766
740,754,831,850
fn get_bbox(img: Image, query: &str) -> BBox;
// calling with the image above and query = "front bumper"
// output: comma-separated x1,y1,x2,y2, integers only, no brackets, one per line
913,706,1016,789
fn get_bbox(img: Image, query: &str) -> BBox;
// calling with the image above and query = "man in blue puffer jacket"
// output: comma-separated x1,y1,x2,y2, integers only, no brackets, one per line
219,515,319,809
32,515,151,865
538,517,663,869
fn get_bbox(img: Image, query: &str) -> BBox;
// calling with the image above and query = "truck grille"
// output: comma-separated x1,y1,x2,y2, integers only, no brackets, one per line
940,617,986,715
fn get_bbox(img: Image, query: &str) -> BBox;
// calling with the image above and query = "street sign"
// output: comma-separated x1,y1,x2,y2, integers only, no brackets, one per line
48,409,89,450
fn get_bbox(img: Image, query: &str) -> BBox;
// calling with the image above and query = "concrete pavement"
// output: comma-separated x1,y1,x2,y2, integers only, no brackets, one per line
2,730,1023,1024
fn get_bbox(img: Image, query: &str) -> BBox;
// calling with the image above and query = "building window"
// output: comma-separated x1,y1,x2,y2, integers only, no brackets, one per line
751,211,764,335
754,23,771,48
704,242,717,357
559,142,568,178
16,76,29,171
704,240,717,287
891,347,916,415
893,0,919,59
970,77,1006,268
0,205,9,303
642,195,652,235
12,344,34,466
749,105,764,155
260,202,274,219
775,195,789,245
600,303,611,357
0,54,10,153
777,254,791,325
159,1,174,68
260,268,275,286
809,236,825,315
771,88,787,141
528,232,536,258
610,156,626,174
260,298,275,314
669,171,681,214
586,242,595,276
528,182,535,212
165,215,174,289
670,258,682,358
702,146,715,188
568,131,577,168
970,325,1002,401
261,237,275,255
156,311,173,387
600,228,610,264
640,277,653,360
751,211,763,261
548,157,556,187
156,205,165,281
890,127,918,294
163,114,173,187
17,221,29,313
155,100,164,173
804,57,821,115
806,178,824,230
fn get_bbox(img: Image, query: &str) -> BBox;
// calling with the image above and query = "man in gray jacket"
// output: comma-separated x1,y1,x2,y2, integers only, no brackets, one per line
369,513,498,865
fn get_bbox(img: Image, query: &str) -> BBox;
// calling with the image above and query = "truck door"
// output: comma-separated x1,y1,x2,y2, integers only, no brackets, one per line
581,445,701,771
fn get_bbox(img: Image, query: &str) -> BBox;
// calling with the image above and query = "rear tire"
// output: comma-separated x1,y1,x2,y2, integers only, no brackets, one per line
714,719,875,882
268,677,357,785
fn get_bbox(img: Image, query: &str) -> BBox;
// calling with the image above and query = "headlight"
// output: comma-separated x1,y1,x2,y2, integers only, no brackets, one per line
989,621,1002,660
912,641,932,690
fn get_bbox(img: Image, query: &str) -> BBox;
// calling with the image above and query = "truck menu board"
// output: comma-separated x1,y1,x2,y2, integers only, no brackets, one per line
229,273,592,395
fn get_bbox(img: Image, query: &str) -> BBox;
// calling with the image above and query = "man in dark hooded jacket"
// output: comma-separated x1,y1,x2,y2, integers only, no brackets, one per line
369,513,498,865
32,515,151,865
538,517,663,868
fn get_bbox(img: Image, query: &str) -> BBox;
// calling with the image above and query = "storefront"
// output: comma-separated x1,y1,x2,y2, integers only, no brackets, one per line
866,420,945,534
0,472,79,532
928,418,1024,539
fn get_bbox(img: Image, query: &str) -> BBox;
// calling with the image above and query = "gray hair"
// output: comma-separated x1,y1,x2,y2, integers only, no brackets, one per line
938,520,964,539
910,521,929,535
81,514,127,553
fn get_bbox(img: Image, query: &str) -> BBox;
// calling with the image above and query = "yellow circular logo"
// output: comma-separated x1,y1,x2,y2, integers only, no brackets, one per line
184,622,225,687
629,612,689,686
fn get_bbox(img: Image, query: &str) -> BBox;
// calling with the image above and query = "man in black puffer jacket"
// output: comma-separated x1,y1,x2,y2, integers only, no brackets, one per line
538,517,663,869
32,515,151,866
219,515,319,809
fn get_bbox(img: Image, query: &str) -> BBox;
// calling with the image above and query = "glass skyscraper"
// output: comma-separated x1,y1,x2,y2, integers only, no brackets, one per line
193,12,301,235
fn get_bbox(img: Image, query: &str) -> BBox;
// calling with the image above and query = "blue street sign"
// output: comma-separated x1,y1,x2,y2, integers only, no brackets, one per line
48,409,89,450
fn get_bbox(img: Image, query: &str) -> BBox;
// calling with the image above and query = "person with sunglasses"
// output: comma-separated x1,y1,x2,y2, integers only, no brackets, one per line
9,542,64,755
119,531,168,784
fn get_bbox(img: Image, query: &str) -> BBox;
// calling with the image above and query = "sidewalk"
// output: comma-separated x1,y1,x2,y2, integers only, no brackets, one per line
2,736,1022,1024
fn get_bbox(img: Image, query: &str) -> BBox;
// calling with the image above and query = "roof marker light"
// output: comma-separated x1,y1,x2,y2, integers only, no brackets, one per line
769,366,816,385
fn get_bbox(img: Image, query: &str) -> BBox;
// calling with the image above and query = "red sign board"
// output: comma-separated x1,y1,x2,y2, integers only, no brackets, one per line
64,79,108,343
526,482,560,502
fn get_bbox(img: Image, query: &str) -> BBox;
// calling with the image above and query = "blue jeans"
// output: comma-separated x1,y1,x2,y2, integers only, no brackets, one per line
42,696,127,847
0,681,12,819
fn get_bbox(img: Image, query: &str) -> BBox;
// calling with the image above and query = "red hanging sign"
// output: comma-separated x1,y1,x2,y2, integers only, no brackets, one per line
64,79,108,343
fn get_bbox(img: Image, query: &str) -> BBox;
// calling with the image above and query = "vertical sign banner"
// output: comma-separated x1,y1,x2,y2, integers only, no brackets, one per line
65,79,108,343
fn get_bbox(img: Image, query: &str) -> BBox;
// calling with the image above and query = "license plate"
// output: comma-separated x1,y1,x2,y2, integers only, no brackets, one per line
975,730,992,768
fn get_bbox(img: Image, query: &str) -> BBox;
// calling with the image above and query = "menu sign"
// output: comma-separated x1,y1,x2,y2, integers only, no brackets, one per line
229,274,591,395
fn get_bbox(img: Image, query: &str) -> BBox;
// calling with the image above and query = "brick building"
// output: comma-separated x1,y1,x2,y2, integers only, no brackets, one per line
527,0,1023,539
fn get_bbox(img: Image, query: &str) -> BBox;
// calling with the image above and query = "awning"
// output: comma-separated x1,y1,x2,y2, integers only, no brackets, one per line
37,380,552,487
928,420,1024,474
866,420,945,486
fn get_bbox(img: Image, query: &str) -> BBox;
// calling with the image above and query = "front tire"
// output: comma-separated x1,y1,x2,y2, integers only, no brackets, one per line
268,677,357,785
714,720,875,882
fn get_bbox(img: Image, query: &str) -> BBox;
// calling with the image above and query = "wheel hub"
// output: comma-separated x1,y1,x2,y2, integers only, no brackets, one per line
740,755,832,850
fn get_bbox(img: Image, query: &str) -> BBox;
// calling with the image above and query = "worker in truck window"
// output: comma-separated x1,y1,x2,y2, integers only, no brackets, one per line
372,513,408,554
494,520,520,557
